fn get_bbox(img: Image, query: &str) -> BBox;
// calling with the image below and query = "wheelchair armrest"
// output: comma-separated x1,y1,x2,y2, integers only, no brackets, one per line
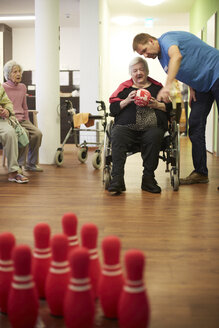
89,115,104,120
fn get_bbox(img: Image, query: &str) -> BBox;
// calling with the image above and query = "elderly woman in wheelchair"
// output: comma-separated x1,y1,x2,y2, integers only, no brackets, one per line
107,57,172,194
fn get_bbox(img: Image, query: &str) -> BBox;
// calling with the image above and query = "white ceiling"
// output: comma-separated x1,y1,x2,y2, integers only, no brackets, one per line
108,0,195,16
0,0,195,28
0,0,80,28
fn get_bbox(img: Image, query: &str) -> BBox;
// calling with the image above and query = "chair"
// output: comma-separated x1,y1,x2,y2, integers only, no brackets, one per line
2,110,39,167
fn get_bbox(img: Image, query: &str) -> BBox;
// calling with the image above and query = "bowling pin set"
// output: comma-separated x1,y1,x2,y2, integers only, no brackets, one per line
0,212,150,328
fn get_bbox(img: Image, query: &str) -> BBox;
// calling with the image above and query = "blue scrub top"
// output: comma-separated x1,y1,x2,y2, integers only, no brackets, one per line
158,31,219,92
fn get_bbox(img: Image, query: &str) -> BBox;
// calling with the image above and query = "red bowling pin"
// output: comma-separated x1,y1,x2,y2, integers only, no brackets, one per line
99,235,124,318
8,245,39,328
0,232,16,314
62,213,79,257
45,233,70,316
118,249,150,328
64,247,95,328
81,223,101,299
32,222,51,299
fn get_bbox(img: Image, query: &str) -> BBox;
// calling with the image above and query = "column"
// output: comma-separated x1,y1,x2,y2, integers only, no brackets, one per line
80,0,99,115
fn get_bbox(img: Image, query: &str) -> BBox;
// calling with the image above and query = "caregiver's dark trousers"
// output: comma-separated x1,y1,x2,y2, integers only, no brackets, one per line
189,78,219,176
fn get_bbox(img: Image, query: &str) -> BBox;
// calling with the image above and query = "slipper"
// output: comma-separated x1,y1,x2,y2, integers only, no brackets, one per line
8,174,29,184
24,164,43,172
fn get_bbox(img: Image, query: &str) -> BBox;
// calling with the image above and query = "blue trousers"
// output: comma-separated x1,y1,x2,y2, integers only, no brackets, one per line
189,78,219,176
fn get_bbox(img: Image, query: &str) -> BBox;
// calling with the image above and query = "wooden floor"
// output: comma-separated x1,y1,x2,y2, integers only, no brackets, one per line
0,136,219,328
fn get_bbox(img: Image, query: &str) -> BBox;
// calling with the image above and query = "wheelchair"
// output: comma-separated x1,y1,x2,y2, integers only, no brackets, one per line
102,118,180,191
55,100,108,168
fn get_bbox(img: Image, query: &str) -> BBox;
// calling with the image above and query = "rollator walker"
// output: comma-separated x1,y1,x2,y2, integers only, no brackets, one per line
55,100,108,169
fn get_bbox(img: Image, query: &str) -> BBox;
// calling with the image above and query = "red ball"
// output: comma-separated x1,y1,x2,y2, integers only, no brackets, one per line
134,89,151,107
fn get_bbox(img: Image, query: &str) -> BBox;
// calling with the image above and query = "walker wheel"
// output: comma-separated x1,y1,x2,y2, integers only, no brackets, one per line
92,151,102,169
55,149,64,166
78,147,88,163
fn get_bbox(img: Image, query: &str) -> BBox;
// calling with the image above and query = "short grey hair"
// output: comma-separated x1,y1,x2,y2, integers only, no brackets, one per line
3,60,23,81
129,57,149,76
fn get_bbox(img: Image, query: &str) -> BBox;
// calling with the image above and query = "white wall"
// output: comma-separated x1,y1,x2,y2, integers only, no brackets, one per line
11,12,190,110
12,28,35,69
0,32,3,83
12,26,80,71
60,27,80,70
109,17,190,96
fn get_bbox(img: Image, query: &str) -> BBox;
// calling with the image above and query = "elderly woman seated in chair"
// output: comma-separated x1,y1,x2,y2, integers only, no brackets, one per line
108,57,172,194
3,60,43,172
0,84,29,183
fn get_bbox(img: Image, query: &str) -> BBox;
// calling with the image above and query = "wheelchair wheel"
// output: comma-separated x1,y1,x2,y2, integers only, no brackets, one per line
171,173,179,191
103,168,111,190
174,122,180,178
170,121,180,191
92,150,102,169
78,147,88,163
102,120,113,188
55,149,64,166
103,120,113,167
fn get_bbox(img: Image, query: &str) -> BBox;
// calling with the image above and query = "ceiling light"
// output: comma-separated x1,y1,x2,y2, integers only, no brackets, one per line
111,16,137,26
0,15,35,21
145,18,154,28
139,0,165,6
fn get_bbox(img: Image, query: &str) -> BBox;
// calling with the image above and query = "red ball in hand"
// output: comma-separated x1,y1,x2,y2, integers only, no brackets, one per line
134,89,151,107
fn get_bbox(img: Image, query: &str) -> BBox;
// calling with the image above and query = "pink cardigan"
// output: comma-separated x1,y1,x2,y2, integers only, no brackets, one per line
2,80,29,122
